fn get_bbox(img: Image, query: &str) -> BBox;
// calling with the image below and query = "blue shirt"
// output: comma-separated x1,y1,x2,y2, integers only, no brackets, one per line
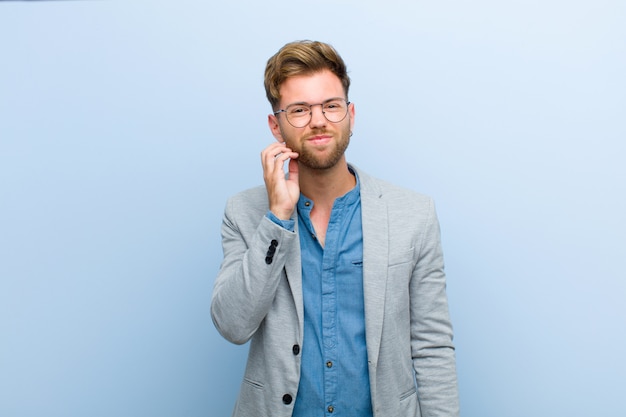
289,175,372,417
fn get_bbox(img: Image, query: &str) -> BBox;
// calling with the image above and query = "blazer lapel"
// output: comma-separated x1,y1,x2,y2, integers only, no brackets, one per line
355,166,389,372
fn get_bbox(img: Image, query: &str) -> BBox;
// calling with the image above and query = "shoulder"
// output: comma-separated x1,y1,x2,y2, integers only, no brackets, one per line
352,164,433,208
226,184,268,206
351,165,440,241
223,184,269,221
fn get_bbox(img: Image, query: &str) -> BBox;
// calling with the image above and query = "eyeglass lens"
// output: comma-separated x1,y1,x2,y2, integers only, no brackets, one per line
285,99,348,128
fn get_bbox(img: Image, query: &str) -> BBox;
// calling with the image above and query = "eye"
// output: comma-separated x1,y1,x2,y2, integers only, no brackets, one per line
288,105,310,115
324,100,344,111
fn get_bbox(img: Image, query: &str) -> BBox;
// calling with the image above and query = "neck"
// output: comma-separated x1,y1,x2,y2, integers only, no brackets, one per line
298,158,355,207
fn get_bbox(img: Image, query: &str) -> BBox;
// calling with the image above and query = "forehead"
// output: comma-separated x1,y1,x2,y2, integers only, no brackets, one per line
279,69,345,106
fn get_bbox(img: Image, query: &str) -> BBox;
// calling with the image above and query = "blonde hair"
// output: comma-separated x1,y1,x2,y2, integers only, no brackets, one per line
264,40,350,110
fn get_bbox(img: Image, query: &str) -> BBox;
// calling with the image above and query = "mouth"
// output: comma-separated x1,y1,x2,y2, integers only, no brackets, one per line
306,135,332,145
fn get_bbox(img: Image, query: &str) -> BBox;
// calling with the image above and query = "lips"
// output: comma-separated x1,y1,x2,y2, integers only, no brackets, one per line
307,135,332,145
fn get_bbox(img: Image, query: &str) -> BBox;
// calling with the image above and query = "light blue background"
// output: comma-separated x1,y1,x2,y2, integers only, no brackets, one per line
1,1,624,416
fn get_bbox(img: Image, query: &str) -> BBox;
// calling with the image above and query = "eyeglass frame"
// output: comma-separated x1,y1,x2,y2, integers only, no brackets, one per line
273,97,351,128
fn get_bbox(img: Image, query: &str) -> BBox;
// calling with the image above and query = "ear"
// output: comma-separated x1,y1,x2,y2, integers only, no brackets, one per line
348,101,356,132
268,114,284,142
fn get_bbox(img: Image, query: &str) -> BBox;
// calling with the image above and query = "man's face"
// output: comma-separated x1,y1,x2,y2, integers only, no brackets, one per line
268,70,355,170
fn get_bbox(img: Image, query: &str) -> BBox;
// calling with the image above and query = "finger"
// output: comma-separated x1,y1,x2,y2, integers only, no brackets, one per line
261,143,286,170
261,143,291,162
270,151,297,174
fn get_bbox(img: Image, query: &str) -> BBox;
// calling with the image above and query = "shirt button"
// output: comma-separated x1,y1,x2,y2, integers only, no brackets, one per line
282,394,292,405
305,201,311,207
327,405,334,413
326,361,333,368
292,344,300,355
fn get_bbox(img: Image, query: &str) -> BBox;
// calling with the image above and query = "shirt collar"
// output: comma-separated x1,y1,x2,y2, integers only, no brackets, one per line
297,167,360,212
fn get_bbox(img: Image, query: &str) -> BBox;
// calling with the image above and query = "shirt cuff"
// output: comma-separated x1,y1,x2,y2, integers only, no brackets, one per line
266,211,295,232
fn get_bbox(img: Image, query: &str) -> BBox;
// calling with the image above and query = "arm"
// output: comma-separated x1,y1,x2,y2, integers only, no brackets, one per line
210,200,297,344
410,199,460,416
211,141,300,344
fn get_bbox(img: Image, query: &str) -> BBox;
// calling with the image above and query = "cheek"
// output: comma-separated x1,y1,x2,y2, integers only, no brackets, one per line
278,126,291,143
278,125,300,146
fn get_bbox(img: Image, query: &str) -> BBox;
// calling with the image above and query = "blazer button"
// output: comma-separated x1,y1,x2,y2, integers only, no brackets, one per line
292,344,300,355
271,239,278,247
282,394,293,405
265,256,272,265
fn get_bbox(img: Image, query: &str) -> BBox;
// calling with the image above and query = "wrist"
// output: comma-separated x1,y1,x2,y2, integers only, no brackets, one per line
266,211,295,232
269,207,293,221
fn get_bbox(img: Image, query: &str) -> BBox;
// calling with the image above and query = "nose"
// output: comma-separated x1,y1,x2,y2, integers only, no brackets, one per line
308,103,327,128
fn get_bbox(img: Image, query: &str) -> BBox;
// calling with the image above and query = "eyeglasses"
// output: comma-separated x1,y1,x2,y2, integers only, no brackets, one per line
274,98,350,128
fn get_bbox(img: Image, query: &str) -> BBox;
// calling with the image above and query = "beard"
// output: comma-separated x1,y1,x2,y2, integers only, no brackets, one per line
282,122,351,170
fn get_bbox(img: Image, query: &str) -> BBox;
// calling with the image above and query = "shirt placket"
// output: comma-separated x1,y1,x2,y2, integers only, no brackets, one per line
322,201,344,415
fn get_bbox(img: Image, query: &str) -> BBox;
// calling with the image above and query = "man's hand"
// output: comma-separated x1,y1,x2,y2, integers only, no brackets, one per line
261,142,299,220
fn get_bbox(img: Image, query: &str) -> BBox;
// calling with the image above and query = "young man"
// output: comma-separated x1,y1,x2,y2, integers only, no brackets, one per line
211,40,459,417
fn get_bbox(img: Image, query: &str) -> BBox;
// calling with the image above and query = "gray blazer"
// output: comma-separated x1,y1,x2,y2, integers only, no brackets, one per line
211,165,459,417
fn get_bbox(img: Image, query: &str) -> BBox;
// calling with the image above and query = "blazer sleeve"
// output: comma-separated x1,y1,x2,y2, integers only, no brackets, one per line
410,199,460,417
210,195,298,345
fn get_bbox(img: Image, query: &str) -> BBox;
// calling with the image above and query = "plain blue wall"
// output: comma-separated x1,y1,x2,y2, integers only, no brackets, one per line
1,1,624,416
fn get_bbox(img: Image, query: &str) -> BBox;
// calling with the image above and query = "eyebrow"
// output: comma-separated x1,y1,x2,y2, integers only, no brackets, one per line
285,97,345,107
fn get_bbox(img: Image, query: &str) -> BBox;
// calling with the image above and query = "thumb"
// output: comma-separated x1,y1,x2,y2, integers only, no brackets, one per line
287,158,299,183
